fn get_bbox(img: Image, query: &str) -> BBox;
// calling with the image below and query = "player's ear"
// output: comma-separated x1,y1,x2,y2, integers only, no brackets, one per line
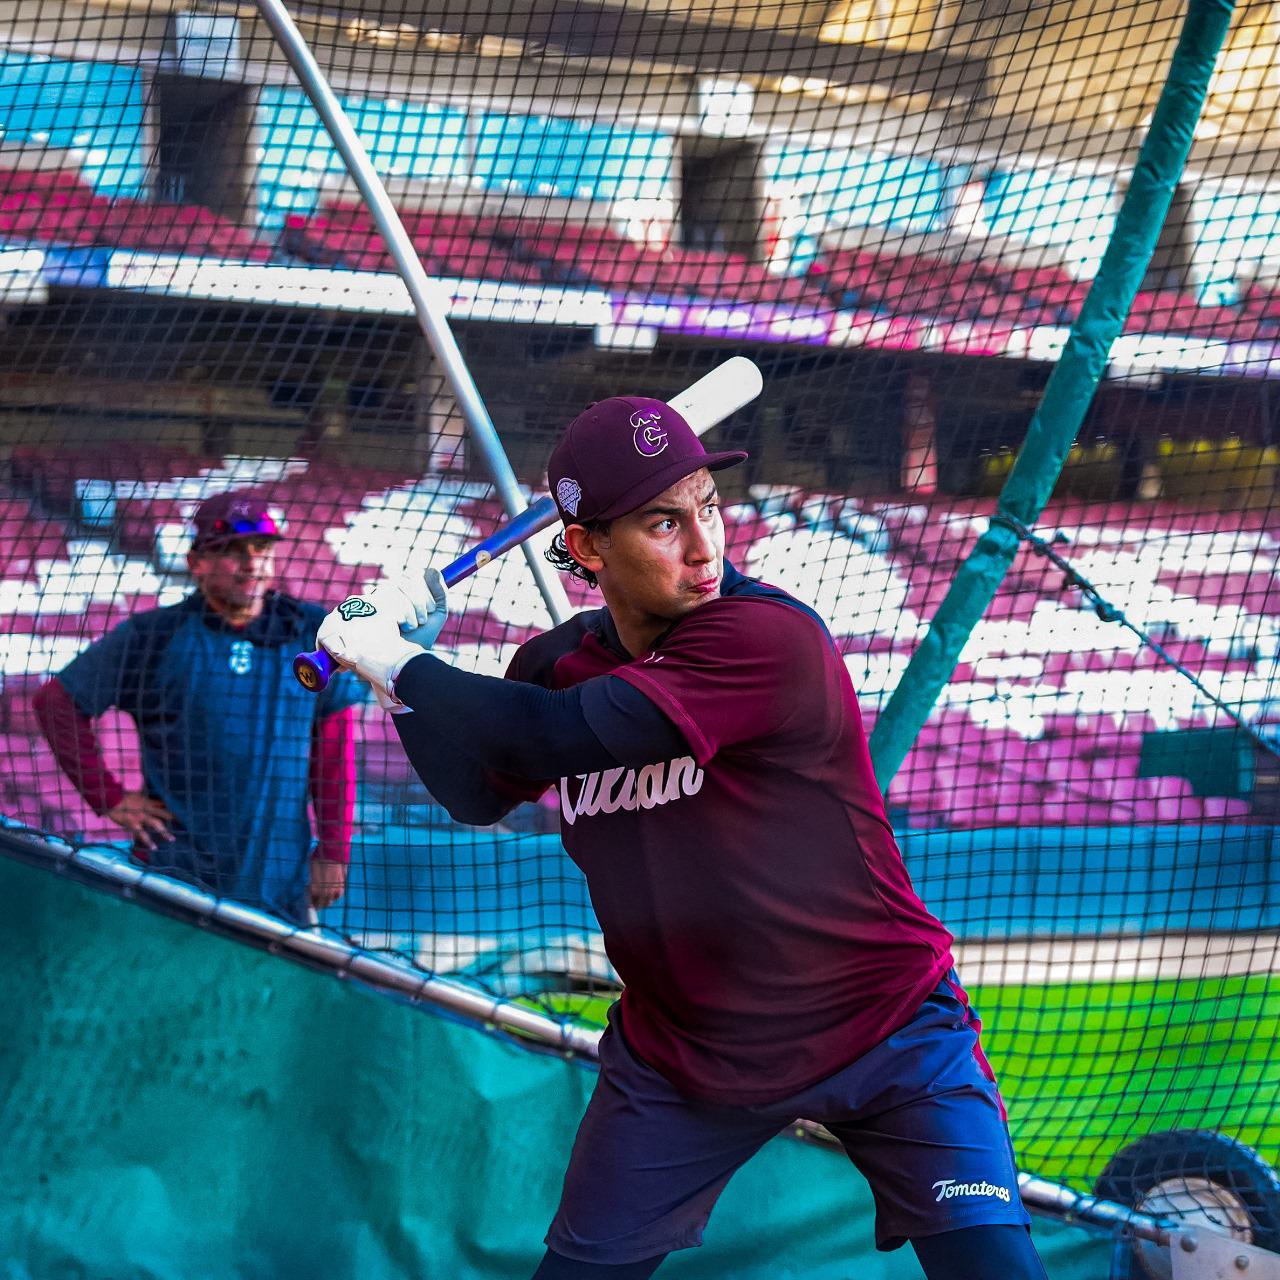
563,523,605,575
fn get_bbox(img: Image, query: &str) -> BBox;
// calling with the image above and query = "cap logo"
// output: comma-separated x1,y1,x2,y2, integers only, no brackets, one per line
631,410,668,458
556,477,583,517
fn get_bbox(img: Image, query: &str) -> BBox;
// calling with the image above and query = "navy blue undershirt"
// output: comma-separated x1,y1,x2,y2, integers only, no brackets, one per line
391,562,812,825
392,656,685,824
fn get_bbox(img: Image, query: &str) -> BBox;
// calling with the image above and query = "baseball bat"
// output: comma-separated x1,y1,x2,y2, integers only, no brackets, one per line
293,356,764,692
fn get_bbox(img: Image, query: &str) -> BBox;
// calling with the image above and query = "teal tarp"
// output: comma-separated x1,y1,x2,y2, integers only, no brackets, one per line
0,855,1110,1278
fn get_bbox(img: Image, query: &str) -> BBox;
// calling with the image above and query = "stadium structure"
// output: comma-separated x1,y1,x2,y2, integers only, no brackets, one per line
1,0,1280,1276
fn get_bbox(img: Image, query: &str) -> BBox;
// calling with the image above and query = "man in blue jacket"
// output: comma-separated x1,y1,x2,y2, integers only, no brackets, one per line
36,491,365,922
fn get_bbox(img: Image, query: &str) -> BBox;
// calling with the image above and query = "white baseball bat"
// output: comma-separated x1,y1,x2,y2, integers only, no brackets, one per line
295,357,763,690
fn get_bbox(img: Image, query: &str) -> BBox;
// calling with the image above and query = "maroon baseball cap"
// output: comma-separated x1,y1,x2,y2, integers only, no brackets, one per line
191,491,283,550
548,395,747,523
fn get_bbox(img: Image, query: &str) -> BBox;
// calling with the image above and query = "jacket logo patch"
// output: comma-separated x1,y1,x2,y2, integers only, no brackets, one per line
229,639,253,675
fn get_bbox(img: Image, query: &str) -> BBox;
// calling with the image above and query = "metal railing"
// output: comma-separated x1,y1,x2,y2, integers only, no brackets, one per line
0,819,1174,1245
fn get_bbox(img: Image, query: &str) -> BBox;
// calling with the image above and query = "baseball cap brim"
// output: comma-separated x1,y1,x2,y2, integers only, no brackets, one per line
590,448,747,522
192,514,283,550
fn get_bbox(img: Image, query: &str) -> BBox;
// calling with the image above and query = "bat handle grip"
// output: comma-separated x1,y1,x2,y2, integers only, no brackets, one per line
293,646,337,692
292,552,469,693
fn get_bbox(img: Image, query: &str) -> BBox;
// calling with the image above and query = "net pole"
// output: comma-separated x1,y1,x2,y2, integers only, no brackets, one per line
251,0,571,625
867,0,1237,792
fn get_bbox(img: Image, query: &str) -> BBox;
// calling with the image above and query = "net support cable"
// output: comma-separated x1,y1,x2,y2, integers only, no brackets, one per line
1003,513,1280,762
0,824,1183,1247
251,0,570,625
868,0,1238,791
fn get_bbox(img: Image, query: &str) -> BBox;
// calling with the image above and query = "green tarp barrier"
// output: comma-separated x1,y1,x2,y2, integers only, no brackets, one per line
0,855,1110,1278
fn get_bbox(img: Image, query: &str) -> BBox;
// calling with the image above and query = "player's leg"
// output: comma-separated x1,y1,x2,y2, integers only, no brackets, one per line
531,1248,667,1278
541,1010,781,1271
817,974,1038,1259
910,1224,1048,1280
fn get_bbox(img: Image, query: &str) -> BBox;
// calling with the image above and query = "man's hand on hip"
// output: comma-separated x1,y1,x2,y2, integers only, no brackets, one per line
107,791,175,852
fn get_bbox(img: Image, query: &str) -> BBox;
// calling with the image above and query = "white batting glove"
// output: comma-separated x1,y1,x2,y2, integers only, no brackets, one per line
378,566,451,650
317,582,427,712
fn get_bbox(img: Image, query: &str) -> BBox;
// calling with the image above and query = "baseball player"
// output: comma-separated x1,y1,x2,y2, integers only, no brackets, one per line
35,491,366,923
317,397,1047,1279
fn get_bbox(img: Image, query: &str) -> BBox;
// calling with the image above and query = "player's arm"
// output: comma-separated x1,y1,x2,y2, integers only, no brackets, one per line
313,576,526,825
389,705,517,826
307,705,356,906
33,676,126,813
393,653,686,778
32,676,174,850
317,579,688,825
390,665,686,825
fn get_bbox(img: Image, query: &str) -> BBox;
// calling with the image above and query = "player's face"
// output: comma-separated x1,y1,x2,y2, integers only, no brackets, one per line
589,469,725,649
187,536,278,621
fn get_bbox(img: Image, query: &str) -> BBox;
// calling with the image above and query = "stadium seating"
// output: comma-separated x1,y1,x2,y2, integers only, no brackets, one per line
726,487,1279,829
8,161,1280,341
0,165,273,261
4,448,1278,835
288,201,834,308
277,198,1280,344
0,494,69,579
280,204,533,281
812,244,1276,341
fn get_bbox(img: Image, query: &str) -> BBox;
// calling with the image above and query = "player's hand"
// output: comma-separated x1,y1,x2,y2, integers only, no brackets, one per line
308,857,347,908
317,584,426,712
107,791,175,852
380,567,451,649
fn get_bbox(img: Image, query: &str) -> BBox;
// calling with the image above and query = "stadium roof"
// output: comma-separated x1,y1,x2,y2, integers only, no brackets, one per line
288,0,1279,178
11,0,1280,180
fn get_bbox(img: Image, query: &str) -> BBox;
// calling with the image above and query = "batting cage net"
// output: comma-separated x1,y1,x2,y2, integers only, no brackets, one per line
1,0,1278,1220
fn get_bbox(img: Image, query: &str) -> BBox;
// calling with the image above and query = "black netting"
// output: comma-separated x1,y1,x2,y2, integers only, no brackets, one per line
1,0,1277,1205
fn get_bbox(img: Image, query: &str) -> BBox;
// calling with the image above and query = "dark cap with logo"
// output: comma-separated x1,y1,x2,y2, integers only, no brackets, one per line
191,491,283,550
548,395,747,524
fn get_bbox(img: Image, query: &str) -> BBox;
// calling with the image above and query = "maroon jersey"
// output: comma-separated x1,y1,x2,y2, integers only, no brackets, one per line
505,565,954,1105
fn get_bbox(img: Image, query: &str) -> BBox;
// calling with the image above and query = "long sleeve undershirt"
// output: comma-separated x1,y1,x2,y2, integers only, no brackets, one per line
391,653,687,826
309,706,357,865
33,677,126,814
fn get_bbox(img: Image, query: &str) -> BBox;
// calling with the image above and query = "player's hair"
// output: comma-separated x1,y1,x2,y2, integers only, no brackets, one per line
546,520,611,589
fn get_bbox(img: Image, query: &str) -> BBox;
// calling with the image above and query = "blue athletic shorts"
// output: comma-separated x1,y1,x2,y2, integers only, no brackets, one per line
545,971,1030,1265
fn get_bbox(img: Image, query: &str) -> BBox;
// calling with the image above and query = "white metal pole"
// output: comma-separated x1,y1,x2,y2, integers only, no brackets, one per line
253,0,569,624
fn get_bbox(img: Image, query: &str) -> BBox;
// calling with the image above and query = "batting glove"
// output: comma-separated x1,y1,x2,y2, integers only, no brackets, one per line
378,566,451,650
317,582,426,712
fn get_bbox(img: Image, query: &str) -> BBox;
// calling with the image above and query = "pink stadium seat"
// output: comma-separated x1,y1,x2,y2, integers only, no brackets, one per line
1200,796,1252,821
114,498,187,557
99,199,273,262
0,680,42,735
0,168,273,261
358,712,416,785
275,548,364,603
788,246,1246,335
